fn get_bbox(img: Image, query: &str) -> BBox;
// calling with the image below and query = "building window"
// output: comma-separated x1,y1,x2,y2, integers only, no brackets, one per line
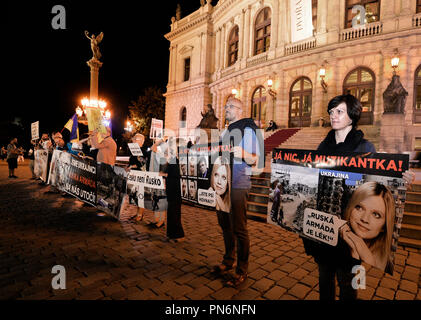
418,0,421,13
228,26,239,67
184,58,191,82
251,86,267,128
254,7,271,55
289,77,313,128
345,0,381,29
414,65,421,123
312,0,318,34
180,107,187,128
343,67,375,125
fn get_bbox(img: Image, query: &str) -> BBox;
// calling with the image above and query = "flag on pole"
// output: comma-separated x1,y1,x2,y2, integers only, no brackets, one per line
64,114,79,143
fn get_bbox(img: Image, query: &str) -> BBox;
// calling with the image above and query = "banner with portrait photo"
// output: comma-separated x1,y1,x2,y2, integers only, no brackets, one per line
267,148,409,274
178,142,232,213
126,170,167,212
34,149,49,182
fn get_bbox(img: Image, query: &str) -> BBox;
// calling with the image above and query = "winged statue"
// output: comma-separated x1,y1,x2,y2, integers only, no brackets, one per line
85,31,104,61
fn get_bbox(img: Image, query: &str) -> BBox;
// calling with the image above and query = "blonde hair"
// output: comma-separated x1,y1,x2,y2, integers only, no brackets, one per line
210,156,231,211
344,182,395,269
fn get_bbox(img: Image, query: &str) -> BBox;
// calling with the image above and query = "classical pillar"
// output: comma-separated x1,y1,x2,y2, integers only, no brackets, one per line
215,29,221,71
222,24,227,69
244,6,251,59
168,46,174,85
400,0,413,15
219,27,224,70
87,58,103,101
239,9,245,60
271,0,279,50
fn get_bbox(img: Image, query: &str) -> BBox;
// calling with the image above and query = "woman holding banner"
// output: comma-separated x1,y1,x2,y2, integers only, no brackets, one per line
128,133,149,222
209,156,231,213
302,94,414,300
340,182,395,273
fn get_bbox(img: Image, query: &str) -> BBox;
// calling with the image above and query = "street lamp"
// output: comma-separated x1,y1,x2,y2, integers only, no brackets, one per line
267,79,277,98
391,50,400,75
77,97,112,127
319,66,328,93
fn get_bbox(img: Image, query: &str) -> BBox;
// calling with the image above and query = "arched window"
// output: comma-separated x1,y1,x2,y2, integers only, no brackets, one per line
343,67,375,125
414,65,421,123
254,7,271,55
251,86,267,128
289,77,313,128
345,0,380,29
180,107,187,128
228,26,239,67
417,0,421,13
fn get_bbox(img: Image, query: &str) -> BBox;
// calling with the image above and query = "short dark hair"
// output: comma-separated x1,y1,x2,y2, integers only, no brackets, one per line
327,94,362,127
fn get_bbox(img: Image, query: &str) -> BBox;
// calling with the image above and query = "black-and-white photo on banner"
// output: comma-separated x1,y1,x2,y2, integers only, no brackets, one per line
268,148,409,274
178,142,232,213
126,170,167,212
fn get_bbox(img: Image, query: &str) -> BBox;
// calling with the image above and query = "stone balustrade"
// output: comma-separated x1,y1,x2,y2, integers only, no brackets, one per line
339,21,383,42
285,37,317,55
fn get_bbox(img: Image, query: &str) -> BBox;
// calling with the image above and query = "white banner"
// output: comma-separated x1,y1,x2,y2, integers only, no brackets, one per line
31,121,39,141
290,0,314,43
127,143,143,156
150,118,163,140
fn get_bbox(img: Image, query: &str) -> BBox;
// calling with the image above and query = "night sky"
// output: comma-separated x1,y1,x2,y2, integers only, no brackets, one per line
5,0,217,147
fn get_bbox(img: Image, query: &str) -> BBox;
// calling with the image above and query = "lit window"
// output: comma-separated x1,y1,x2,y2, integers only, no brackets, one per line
254,7,271,55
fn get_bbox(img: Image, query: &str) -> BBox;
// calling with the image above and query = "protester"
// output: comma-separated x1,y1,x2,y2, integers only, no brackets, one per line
148,136,169,228
1,146,7,161
90,127,117,166
164,137,185,242
209,156,231,212
301,94,415,300
127,133,150,222
28,141,37,179
7,138,21,178
340,182,395,272
213,96,262,288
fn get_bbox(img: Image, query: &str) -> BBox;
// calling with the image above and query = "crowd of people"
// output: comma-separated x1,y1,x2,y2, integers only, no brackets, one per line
5,93,416,300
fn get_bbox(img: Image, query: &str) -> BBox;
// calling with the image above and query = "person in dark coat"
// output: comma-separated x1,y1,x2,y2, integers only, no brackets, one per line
165,138,185,242
302,94,414,300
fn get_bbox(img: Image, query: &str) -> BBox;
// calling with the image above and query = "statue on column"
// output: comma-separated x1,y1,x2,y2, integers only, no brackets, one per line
197,104,219,129
85,31,104,61
383,74,408,114
176,4,181,21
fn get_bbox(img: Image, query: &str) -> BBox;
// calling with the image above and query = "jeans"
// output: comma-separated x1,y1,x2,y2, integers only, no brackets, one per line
216,188,249,275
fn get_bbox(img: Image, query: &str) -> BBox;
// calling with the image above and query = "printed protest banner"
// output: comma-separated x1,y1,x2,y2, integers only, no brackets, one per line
126,170,167,211
267,148,409,274
49,150,97,205
178,142,232,213
127,143,143,156
86,108,106,134
34,149,49,182
150,118,163,140
31,121,39,141
96,163,127,219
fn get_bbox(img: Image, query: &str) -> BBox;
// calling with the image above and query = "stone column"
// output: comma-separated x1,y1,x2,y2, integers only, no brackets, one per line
215,29,221,71
398,0,414,30
244,6,251,59
219,27,224,70
316,0,328,45
222,24,227,69
87,58,103,101
168,46,174,85
271,0,279,50
239,9,245,60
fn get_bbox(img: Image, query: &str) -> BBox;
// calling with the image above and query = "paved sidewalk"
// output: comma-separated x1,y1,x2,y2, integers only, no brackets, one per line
0,162,420,300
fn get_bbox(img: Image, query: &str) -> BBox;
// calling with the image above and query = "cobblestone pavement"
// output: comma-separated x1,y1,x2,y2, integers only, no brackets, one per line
0,161,420,300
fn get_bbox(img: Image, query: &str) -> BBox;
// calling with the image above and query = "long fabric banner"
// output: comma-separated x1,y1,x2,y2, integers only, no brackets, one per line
48,150,127,219
178,142,233,214
34,149,49,182
267,148,409,274
126,170,167,212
